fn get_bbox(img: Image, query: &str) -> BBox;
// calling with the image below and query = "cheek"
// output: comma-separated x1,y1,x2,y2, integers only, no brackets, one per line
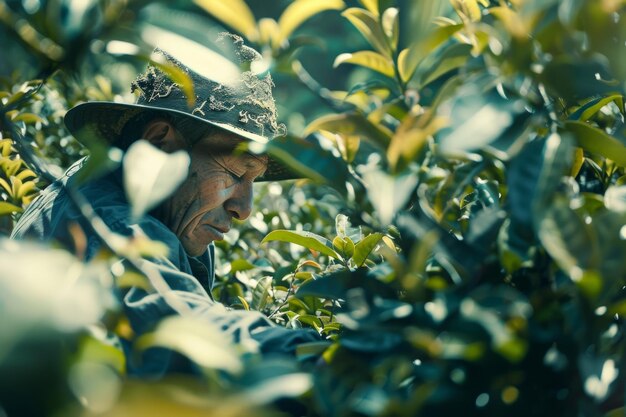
196,175,235,211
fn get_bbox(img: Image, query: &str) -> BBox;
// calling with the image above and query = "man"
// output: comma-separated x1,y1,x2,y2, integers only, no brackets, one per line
11,34,318,375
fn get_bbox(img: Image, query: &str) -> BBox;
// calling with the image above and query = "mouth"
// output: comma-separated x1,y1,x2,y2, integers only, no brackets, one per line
201,224,229,241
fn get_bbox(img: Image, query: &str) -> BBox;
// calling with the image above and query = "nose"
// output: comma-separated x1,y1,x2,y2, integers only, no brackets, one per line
224,181,253,220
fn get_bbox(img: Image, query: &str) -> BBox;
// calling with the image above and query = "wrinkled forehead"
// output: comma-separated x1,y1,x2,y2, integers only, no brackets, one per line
232,152,268,170
192,137,267,171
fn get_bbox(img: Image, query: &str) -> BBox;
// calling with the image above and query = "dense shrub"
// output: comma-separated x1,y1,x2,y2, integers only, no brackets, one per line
1,0,625,416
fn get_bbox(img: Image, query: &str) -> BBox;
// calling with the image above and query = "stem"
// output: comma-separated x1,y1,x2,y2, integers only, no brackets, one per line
268,277,294,320
291,60,352,113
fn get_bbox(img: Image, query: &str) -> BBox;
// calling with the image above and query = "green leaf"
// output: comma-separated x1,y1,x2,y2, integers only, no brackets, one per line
78,335,126,375
438,88,520,154
15,169,37,181
451,0,482,22
538,197,601,277
15,180,36,199
357,0,379,15
342,8,390,56
263,135,352,194
251,276,272,311
564,121,626,166
193,0,258,41
388,110,446,171
568,94,624,122
416,43,472,88
381,7,399,50
150,55,197,108
335,214,349,239
277,0,345,45
398,23,464,82
353,233,383,267
11,113,44,124
334,51,395,77
507,134,573,229
135,316,243,373
362,167,419,225
0,201,22,215
230,258,256,273
295,341,332,359
262,230,341,260
241,371,313,405
334,213,362,242
333,236,355,258
123,140,190,221
305,113,392,149
237,296,250,311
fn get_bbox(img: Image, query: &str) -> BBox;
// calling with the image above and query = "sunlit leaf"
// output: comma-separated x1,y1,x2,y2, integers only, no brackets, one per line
564,121,626,166
381,7,399,50
11,113,44,124
116,270,151,292
78,334,126,375
332,236,354,258
342,8,390,56
257,18,280,47
237,296,250,311
262,230,341,260
123,140,190,221
135,316,243,373
193,0,258,41
230,258,256,273
334,51,395,77
360,167,419,225
451,0,482,22
538,197,601,279
251,276,272,311
388,109,446,171
357,0,379,15
353,233,383,267
438,87,521,154
416,43,472,88
568,94,624,122
305,113,392,149
150,55,197,108
320,131,361,163
0,201,22,215
15,169,37,181
398,23,464,82
277,0,345,45
15,180,36,199
488,6,529,39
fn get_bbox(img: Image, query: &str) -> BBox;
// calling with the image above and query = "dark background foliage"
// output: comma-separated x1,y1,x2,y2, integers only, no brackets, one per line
1,0,626,416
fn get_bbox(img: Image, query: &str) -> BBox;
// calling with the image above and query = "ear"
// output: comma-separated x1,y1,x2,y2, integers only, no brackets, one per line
141,120,185,153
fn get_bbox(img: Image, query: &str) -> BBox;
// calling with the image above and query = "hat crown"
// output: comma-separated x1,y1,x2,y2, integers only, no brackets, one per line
130,33,286,141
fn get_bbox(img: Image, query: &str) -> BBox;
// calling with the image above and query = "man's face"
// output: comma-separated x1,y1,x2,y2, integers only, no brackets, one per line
160,130,268,257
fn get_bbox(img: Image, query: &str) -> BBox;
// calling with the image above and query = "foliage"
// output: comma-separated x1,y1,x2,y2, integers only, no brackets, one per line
1,0,626,416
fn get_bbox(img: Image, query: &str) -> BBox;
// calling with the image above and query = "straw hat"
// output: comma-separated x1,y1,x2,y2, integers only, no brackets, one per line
65,33,294,181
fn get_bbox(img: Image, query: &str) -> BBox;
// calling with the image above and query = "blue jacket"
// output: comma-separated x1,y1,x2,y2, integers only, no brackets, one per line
11,159,318,375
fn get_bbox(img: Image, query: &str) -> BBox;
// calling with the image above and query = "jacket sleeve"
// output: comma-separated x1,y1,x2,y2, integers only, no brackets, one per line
120,256,320,375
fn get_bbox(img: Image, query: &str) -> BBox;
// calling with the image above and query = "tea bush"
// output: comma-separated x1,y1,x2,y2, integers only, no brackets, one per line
1,0,625,416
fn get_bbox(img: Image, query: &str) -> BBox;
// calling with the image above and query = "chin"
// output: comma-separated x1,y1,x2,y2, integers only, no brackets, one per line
181,240,210,258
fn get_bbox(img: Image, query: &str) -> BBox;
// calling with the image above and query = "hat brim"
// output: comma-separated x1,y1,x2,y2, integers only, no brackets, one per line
64,102,299,181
